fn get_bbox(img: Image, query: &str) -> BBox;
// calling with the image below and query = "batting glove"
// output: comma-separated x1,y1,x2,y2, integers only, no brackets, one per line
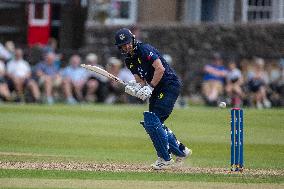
125,81,142,97
136,85,154,101
127,80,138,87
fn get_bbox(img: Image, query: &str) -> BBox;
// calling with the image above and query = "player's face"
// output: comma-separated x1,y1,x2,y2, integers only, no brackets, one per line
121,43,133,54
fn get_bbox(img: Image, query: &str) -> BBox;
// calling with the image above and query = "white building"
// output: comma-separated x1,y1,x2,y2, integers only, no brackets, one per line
86,0,284,26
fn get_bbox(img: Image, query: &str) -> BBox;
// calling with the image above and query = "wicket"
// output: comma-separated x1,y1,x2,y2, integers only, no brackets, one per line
230,108,244,172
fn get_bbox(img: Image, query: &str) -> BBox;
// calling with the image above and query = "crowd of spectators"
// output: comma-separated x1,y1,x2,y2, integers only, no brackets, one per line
0,40,283,109
201,53,284,109
0,39,141,105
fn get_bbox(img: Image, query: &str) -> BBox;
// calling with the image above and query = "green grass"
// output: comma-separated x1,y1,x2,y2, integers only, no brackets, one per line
0,104,283,187
0,104,283,168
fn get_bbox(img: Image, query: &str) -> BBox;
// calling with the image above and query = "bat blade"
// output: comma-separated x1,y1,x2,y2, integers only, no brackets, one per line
81,64,126,85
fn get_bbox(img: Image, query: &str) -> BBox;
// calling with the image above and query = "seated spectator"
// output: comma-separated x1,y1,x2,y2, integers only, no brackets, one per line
34,52,62,105
42,38,62,69
0,60,11,101
43,37,58,54
247,58,271,109
202,53,227,106
278,59,284,106
0,42,12,62
266,60,284,107
118,64,135,83
6,48,40,102
225,60,244,107
61,54,87,104
105,57,125,104
5,41,15,58
83,53,108,103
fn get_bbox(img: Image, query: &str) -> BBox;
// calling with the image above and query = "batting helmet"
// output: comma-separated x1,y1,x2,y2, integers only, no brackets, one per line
115,28,134,47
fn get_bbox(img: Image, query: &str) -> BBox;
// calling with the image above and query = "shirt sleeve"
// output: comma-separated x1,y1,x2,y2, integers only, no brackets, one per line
34,63,43,72
6,61,13,74
141,44,159,64
24,61,31,73
60,68,68,78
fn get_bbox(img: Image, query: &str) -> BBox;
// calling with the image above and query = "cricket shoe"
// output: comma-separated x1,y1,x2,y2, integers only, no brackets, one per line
151,157,175,170
175,147,192,166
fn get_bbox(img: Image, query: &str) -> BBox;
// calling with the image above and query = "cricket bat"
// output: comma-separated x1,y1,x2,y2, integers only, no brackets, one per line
81,64,126,85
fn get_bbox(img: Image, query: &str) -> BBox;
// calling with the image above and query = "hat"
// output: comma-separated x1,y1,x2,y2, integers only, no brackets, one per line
107,57,122,66
213,52,222,60
86,53,98,62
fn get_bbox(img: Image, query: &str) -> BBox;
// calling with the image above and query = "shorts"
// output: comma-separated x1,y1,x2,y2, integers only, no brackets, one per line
202,80,224,95
0,77,6,84
149,80,181,123
248,79,264,92
230,78,239,83
7,78,30,91
38,75,62,88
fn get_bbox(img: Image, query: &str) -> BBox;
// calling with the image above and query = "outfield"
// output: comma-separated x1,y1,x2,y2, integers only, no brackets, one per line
0,104,283,188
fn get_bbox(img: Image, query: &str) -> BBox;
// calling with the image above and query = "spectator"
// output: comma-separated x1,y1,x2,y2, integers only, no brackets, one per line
43,37,58,54
61,54,87,104
278,60,284,105
0,60,11,101
5,41,15,58
34,52,62,104
266,59,284,106
43,38,63,69
225,60,244,107
84,53,108,102
105,57,125,104
0,42,12,61
202,53,227,106
6,48,41,102
247,58,271,109
162,54,173,66
118,64,135,83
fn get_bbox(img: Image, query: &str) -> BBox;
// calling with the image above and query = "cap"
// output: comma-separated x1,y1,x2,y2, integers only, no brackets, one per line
115,28,134,47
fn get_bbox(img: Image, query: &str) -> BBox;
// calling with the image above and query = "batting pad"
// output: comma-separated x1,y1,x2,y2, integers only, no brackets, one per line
143,111,171,161
164,126,186,157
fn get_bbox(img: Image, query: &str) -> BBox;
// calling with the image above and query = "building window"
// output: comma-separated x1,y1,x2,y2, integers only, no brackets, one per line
88,0,137,25
111,0,131,19
34,4,44,19
29,3,50,26
201,0,216,22
247,0,272,21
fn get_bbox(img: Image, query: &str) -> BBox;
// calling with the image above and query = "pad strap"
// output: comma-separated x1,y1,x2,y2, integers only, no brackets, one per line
163,125,186,157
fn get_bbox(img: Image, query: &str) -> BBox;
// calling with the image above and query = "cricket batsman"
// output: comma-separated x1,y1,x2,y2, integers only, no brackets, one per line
115,28,192,169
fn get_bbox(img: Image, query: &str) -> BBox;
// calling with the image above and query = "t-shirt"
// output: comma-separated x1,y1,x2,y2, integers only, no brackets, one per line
124,42,180,88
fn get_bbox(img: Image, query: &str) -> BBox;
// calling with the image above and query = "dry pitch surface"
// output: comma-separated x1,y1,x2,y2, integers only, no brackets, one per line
0,161,283,176
0,161,283,189
1,161,283,189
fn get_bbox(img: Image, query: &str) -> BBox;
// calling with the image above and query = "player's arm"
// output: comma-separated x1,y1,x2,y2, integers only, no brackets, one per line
150,58,165,87
135,59,164,101
134,74,146,85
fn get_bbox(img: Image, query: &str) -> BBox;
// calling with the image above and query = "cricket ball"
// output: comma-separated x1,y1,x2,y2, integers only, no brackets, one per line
218,101,226,108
